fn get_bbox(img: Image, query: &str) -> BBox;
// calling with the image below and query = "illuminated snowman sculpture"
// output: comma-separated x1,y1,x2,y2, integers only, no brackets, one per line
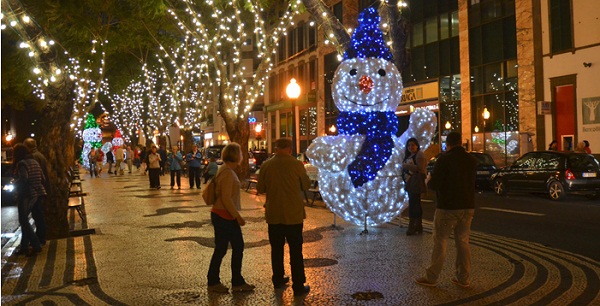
306,8,436,229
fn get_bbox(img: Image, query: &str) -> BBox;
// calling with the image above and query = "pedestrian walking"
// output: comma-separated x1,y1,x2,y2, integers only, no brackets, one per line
168,146,183,189
207,143,255,293
204,158,218,184
12,143,46,256
88,148,98,177
96,149,104,176
106,150,115,174
402,138,427,236
158,145,167,175
415,132,477,288
23,138,48,246
257,138,312,297
186,145,203,189
115,146,124,175
147,146,161,189
126,145,134,173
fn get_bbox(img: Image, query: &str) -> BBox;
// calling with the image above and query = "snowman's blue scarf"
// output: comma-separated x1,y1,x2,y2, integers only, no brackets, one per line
337,111,398,188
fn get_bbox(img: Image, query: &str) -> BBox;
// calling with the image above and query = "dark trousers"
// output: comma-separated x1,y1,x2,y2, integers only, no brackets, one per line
408,192,423,219
188,167,201,188
148,168,161,188
170,170,181,187
18,197,41,250
31,196,46,244
207,212,246,286
268,223,305,291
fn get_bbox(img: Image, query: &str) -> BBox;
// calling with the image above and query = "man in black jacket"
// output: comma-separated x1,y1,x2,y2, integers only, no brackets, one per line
416,132,476,288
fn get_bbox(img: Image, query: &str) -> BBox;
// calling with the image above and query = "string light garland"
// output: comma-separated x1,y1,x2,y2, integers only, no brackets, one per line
306,8,437,228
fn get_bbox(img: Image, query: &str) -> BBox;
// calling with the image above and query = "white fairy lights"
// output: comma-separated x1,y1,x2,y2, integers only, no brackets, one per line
306,8,437,227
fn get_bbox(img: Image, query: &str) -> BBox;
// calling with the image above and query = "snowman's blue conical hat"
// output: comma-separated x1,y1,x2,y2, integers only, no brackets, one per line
343,7,393,61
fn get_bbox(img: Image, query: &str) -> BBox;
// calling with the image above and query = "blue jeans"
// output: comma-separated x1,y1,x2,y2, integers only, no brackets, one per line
268,223,305,291
408,192,423,219
18,196,42,250
207,213,246,286
170,170,181,187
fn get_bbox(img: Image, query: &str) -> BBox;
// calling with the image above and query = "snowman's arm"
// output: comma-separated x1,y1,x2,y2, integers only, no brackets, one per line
398,108,437,151
306,135,364,172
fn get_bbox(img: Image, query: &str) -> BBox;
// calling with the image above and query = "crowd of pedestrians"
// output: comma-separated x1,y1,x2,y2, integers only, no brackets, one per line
10,131,482,296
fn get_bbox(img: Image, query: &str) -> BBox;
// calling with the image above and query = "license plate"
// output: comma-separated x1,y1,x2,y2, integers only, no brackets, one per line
477,171,490,175
582,172,597,178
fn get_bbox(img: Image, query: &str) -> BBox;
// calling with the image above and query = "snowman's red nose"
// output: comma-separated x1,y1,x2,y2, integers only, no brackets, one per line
359,75,374,94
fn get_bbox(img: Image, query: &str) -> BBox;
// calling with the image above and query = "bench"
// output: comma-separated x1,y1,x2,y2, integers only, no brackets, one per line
246,179,258,193
307,180,321,206
68,195,86,221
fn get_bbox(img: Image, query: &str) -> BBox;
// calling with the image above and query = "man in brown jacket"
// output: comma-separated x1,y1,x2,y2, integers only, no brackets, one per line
257,138,312,296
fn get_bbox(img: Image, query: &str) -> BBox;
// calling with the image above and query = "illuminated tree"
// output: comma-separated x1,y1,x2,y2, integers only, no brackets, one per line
165,0,301,177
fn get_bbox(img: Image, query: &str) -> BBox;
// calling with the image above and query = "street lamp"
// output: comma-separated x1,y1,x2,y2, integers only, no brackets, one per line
482,107,490,152
445,121,452,130
286,78,301,156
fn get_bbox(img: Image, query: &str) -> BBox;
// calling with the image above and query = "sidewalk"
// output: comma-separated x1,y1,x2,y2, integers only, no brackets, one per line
2,171,599,305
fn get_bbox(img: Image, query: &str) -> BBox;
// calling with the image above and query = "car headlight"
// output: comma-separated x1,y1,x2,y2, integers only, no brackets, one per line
2,184,14,192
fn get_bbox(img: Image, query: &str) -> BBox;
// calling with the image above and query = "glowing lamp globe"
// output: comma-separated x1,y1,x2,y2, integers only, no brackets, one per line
286,79,301,99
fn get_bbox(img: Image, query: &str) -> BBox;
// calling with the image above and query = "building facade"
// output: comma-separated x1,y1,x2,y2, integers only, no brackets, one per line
262,0,600,163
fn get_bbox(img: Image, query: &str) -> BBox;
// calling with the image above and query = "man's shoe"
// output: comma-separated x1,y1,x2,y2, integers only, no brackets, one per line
274,276,290,289
451,278,470,288
14,248,29,256
415,277,437,287
293,285,310,296
207,283,229,293
232,283,255,292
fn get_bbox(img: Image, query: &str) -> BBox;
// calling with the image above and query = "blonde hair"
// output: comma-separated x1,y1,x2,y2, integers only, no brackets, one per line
221,143,242,163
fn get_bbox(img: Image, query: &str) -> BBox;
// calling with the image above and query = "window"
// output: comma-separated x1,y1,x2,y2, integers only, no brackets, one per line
297,23,305,52
334,2,343,23
440,14,450,40
451,11,459,37
514,153,537,168
425,17,438,43
308,23,317,47
413,22,424,46
288,29,297,57
549,0,573,53
277,38,285,62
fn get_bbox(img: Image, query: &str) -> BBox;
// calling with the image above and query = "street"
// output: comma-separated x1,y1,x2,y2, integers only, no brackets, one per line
1,173,599,304
417,190,600,262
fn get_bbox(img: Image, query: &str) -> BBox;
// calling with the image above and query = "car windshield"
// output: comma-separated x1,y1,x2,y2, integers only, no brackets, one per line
471,153,495,166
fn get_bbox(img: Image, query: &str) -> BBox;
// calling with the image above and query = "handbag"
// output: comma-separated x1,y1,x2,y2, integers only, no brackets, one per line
202,171,222,205
405,172,426,194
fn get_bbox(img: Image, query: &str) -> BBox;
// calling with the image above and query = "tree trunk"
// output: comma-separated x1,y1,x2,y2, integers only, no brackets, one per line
37,79,77,239
222,114,250,180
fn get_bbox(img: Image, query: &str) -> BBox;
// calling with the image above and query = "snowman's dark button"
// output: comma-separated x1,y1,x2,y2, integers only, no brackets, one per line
378,69,386,76
350,69,357,76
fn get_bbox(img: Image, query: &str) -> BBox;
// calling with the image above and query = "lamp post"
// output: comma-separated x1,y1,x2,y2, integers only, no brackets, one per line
286,78,301,156
482,107,490,153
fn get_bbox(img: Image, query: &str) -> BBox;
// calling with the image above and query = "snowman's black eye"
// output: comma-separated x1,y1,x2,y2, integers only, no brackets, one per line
349,69,357,76
378,69,386,76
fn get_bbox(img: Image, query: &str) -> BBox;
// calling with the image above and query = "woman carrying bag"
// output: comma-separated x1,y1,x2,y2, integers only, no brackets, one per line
402,138,427,236
206,143,255,293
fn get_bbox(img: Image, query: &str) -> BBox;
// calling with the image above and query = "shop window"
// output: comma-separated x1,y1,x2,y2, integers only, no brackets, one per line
484,63,503,92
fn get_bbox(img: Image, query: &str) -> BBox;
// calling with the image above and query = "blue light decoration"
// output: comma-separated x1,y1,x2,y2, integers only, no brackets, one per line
306,8,437,228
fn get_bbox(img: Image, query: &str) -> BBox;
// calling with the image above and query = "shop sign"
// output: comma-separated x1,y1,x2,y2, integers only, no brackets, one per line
400,81,439,104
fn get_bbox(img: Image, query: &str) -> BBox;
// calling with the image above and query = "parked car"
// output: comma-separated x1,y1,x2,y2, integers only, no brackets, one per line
427,152,497,189
204,145,226,165
491,151,600,200
1,161,17,206
249,151,269,171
